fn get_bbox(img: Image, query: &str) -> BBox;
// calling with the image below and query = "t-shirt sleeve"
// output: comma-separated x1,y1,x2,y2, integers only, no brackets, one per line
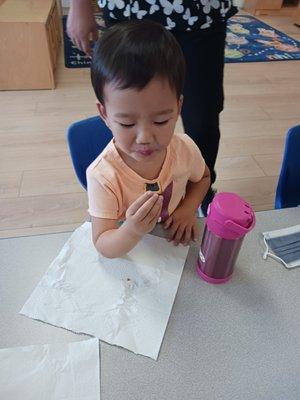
181,134,206,182
87,168,120,220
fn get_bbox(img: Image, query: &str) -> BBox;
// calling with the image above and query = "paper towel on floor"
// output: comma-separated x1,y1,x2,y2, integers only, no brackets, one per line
20,222,189,359
0,338,100,400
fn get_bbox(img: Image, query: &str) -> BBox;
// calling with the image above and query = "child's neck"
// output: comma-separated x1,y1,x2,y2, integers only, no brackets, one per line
121,148,167,181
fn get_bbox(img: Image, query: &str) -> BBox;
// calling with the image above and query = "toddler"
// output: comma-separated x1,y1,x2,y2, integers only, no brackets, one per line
87,20,210,258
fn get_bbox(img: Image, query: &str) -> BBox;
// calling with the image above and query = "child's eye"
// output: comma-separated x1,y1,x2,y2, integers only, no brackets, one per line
154,120,169,125
119,123,135,128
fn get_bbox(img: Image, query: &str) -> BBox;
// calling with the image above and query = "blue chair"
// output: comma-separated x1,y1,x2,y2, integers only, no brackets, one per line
67,116,113,189
275,125,300,209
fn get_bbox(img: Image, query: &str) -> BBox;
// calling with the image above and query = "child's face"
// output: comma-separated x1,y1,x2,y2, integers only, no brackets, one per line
97,77,182,163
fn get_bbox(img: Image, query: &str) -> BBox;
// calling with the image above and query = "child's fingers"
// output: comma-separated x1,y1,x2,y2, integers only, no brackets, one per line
148,198,163,225
134,194,161,221
144,195,163,223
182,226,192,246
173,226,185,246
127,192,155,217
166,222,179,242
164,216,173,230
167,224,177,242
192,223,200,242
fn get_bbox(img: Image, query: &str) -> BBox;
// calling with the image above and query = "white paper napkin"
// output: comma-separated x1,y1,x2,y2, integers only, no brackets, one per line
0,338,100,400
20,222,189,359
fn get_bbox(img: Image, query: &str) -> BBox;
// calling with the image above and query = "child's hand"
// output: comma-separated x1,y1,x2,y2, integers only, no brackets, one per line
164,205,200,246
124,192,163,238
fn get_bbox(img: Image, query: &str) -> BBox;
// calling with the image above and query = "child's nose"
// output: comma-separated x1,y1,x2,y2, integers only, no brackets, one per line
136,127,154,144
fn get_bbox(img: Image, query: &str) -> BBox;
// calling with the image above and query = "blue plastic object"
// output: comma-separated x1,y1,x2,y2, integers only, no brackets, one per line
275,125,300,209
67,116,113,189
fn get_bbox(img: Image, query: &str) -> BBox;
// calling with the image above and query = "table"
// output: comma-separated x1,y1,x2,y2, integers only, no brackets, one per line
1,208,300,400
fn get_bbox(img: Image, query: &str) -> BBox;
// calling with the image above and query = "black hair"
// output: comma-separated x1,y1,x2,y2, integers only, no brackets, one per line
91,20,185,103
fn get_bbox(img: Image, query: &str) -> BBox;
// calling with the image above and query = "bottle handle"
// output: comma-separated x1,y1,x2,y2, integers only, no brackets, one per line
224,215,255,235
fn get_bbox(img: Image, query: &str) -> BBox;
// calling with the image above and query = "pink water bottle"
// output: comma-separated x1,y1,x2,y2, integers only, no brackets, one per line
197,192,255,284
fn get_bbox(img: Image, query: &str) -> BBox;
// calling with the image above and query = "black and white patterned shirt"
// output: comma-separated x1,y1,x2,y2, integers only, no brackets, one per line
98,0,237,32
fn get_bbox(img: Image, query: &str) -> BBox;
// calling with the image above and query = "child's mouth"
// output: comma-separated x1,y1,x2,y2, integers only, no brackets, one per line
136,149,154,157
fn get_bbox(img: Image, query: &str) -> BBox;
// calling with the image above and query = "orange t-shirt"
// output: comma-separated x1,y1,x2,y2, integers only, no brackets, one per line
86,133,205,221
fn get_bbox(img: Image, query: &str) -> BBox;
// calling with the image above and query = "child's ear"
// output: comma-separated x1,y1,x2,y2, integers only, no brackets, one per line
96,102,110,127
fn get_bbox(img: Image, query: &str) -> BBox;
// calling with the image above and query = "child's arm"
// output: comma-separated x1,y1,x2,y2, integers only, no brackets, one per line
92,192,163,258
164,164,211,246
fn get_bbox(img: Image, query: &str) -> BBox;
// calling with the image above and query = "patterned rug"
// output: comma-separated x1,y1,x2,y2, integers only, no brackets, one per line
225,15,300,63
63,15,300,68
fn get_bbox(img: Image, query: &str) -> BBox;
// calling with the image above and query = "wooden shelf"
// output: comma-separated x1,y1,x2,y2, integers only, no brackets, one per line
0,0,61,90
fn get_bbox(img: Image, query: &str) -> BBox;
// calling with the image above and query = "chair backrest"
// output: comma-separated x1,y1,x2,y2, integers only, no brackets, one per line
67,116,113,189
275,125,300,209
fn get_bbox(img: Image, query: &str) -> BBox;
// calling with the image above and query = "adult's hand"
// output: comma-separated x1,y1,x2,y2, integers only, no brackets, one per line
67,0,99,57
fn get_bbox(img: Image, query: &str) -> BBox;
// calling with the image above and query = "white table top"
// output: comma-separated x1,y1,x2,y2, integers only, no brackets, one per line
1,208,300,400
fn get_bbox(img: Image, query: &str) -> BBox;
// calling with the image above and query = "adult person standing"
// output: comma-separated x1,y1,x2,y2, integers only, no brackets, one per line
67,0,238,215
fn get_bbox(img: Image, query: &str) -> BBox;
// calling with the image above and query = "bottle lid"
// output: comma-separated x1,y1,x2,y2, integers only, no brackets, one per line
206,192,255,240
